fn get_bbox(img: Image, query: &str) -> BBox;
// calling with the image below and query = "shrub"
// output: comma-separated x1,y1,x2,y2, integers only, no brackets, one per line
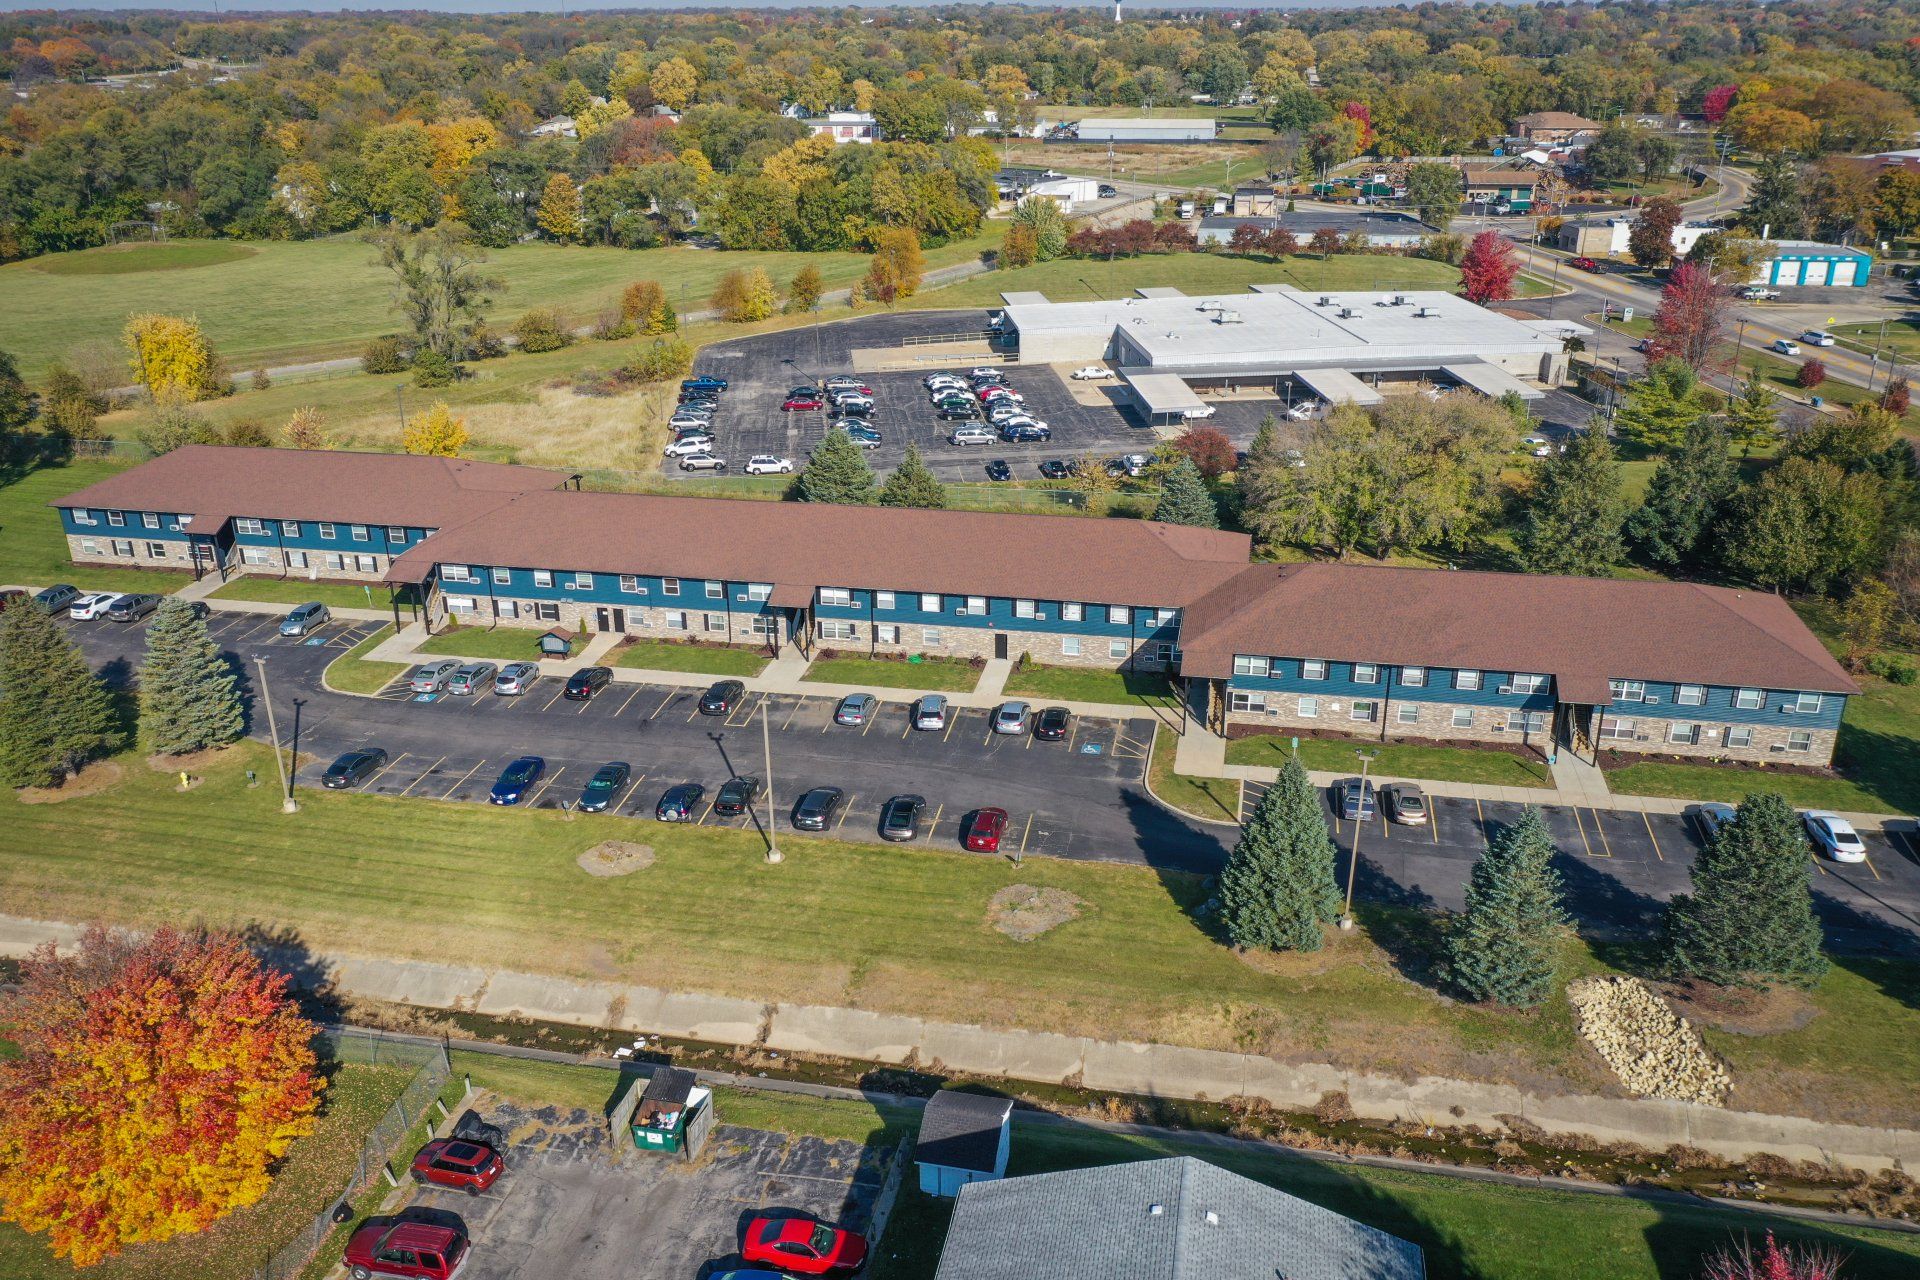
1867,652,1918,684
464,324,506,361
360,336,410,375
1797,358,1825,389
410,349,459,387
249,368,271,392
591,311,636,341
513,308,572,353
624,337,694,383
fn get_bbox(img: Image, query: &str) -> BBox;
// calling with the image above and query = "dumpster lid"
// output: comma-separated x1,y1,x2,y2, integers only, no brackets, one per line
641,1066,697,1107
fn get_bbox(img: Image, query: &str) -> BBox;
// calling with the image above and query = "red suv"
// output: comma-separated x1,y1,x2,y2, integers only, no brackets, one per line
965,807,1008,853
741,1216,869,1275
410,1138,504,1193
344,1220,468,1280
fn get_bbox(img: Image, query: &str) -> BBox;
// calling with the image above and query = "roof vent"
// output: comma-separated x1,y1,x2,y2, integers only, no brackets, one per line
1392,294,1407,306
1415,306,1434,318
1316,295,1332,307
1149,1204,1165,1216
1205,1210,1221,1226
1338,307,1356,319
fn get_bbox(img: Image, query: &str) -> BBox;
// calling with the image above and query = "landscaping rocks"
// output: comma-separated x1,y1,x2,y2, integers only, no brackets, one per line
988,885,1083,941
1568,975,1732,1107
577,841,655,877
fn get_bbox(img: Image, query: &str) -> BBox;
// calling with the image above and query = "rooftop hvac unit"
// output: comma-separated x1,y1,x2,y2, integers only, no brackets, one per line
1414,307,1435,317
1338,307,1356,318
1392,294,1407,305
1216,309,1243,324
1317,295,1332,306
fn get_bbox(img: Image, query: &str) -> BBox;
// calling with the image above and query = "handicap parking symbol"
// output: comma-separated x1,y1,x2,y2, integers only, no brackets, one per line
303,636,328,646
410,692,440,704
1080,741,1104,755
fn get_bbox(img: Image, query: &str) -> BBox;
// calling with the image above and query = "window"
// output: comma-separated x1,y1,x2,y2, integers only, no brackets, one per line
922,628,944,646
1455,670,1481,691
1397,704,1420,724
1061,602,1083,622
1725,726,1753,749
1108,605,1129,625
1451,708,1473,729
533,569,553,588
921,593,941,612
108,511,129,528
144,513,162,530
1108,639,1128,658
492,567,511,585
1154,608,1178,627
1298,696,1318,718
876,591,895,611
1153,643,1174,663
534,602,560,623
351,525,369,542
746,583,771,602
387,526,406,543
146,541,168,558
965,596,987,616
443,565,474,583
819,588,853,608
1786,730,1813,752
1510,711,1548,733
1350,701,1376,722
242,547,274,566
495,600,518,619
1790,692,1824,714
1598,717,1636,741
620,576,640,594
876,624,899,644
1354,663,1378,684
664,610,687,630
1015,599,1037,619
1061,636,1081,657
1509,673,1547,695
1734,688,1763,710
705,582,723,600
1400,666,1425,687
1676,684,1705,707
1668,723,1701,745
1301,659,1327,681
1609,679,1645,702
820,620,858,641
354,555,377,574
323,553,344,572
1230,691,1266,713
445,596,476,615
662,577,680,596
754,615,783,637
111,539,134,557
287,551,307,569
704,612,727,633
232,517,260,535
79,539,99,555
567,572,592,590
1233,655,1269,677
318,522,336,540
72,509,96,526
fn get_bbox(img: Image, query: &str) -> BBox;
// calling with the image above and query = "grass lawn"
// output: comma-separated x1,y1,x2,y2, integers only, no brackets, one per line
1002,663,1176,709
1146,725,1240,824
920,252,1463,311
0,457,192,594
415,623,550,662
0,1062,414,1280
801,654,981,692
611,639,770,677
207,576,400,611
322,624,403,695
1226,733,1553,788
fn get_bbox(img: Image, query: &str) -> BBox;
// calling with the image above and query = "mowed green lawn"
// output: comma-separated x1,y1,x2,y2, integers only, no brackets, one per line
207,576,399,611
802,654,981,692
0,457,191,593
415,624,551,662
611,639,769,676
922,252,1464,310
1001,663,1176,709
1226,734,1554,789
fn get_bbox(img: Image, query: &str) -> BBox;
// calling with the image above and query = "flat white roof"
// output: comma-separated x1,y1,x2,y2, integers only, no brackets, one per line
1134,287,1186,298
1296,367,1382,406
1127,373,1208,414
1443,361,1542,401
1078,118,1215,130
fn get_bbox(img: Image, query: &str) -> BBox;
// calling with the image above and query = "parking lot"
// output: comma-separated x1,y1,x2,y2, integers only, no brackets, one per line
393,1099,890,1279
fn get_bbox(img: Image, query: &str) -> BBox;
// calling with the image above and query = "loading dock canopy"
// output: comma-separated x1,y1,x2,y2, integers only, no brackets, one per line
1125,372,1208,418
1442,361,1543,401
1295,367,1383,406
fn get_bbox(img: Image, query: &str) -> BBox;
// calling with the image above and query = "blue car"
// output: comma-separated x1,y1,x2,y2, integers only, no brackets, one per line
488,756,545,805
681,375,729,394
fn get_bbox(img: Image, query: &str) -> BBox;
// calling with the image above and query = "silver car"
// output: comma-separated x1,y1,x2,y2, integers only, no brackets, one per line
279,601,330,636
447,662,498,695
913,694,949,731
834,692,878,726
494,662,539,696
992,701,1030,735
406,659,461,693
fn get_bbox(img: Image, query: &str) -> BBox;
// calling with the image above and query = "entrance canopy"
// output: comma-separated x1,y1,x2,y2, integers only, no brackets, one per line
1442,361,1543,401
769,582,815,608
1125,372,1208,420
1295,367,1383,406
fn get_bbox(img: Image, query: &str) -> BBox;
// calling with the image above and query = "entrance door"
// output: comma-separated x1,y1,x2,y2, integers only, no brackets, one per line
994,633,1009,660
595,606,626,632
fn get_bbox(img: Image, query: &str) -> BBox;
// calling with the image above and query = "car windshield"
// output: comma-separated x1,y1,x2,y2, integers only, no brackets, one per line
586,776,614,793
504,761,536,782
1401,795,1425,814
809,1225,837,1254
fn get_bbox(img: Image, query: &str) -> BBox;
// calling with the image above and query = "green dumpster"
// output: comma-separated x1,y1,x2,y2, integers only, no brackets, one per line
628,1066,713,1156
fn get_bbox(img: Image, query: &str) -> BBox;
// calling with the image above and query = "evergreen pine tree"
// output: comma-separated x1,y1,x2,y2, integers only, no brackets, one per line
877,444,948,509
1217,759,1342,952
0,603,121,788
1625,417,1737,568
796,428,877,505
1665,792,1828,990
1613,358,1704,454
1152,456,1220,528
139,598,245,756
1515,426,1626,577
1441,808,1568,1007
1723,374,1781,457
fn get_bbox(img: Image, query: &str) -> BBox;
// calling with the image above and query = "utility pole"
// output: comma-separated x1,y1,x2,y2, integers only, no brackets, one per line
762,697,781,863
394,383,408,434
1339,749,1376,929
255,656,296,814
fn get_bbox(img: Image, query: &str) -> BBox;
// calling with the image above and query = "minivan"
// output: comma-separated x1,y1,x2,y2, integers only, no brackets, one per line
279,601,330,636
948,426,994,446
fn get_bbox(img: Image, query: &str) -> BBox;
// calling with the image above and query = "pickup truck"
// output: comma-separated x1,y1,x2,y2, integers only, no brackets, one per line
1739,286,1782,301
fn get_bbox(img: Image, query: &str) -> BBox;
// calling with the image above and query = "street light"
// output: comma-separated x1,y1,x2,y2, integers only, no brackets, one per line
1339,748,1377,930
254,655,297,814
761,696,781,864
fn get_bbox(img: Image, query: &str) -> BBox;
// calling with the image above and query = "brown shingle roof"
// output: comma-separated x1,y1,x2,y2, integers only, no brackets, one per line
1516,111,1601,130
1178,563,1856,697
386,488,1252,608
52,445,570,532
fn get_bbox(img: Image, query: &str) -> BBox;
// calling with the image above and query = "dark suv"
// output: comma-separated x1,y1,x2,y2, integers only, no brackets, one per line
106,593,160,623
713,775,763,816
563,666,613,700
698,679,746,715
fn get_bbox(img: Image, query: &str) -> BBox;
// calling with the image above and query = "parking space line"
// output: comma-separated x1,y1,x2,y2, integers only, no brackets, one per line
1018,812,1033,855
1861,852,1882,881
924,802,943,842
1589,809,1614,858
440,759,487,799
696,796,717,825
538,683,569,712
526,767,565,806
363,751,407,787
863,713,877,736
1473,796,1486,840
1641,811,1664,861
649,691,677,720
1429,808,1439,843
1570,807,1595,856
396,756,446,797
781,697,806,732
1888,827,1919,861
835,794,857,831
614,777,644,812
613,685,645,718
942,713,961,743
1809,852,1828,876
1065,720,1080,752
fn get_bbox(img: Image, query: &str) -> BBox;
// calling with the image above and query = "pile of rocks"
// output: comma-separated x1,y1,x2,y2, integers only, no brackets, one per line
1567,976,1732,1107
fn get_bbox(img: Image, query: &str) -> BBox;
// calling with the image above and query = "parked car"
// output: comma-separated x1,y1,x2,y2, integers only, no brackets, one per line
1098,184,1119,198
948,425,995,446
1804,810,1867,862
493,662,538,696
741,1216,868,1276
1181,404,1216,420
984,459,1013,481
563,666,612,700
693,678,744,715
986,403,1028,424
965,807,1008,852
836,422,883,447
834,692,878,726
1738,286,1781,301
1382,783,1428,826
1770,338,1802,356
343,1220,469,1280
713,774,764,816
668,416,715,435
998,422,1051,443
781,392,824,412
825,377,871,394
745,455,794,475
407,659,462,693
576,762,632,813
106,593,160,623
1692,801,1738,840
969,367,1004,380
488,756,545,805
410,1137,505,1193
681,375,730,394
1106,454,1149,478
992,701,1030,735
279,600,329,635
880,794,925,842
936,405,980,423
665,434,715,457
978,385,1022,403
1335,777,1377,822
1037,459,1073,480
1285,399,1322,422
446,663,497,696
912,694,949,730
68,592,122,620
831,391,874,411
924,374,967,391
790,786,846,831
1800,329,1837,347
1072,365,1110,380
655,782,705,822
322,749,389,790
1569,256,1603,273
1033,706,1070,741
680,453,729,472
34,583,80,613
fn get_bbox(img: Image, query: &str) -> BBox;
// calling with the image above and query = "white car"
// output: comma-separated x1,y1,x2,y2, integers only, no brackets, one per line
1181,404,1216,420
987,403,1026,424
1771,338,1802,357
679,453,728,472
1804,811,1867,863
1800,329,1837,347
68,592,123,620
969,367,1004,379
1285,399,1322,421
1071,366,1110,380
744,455,793,475
996,415,1049,433
664,435,714,457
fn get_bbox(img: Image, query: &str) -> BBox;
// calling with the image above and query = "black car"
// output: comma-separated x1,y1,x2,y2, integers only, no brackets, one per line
984,459,1012,481
834,400,875,418
34,583,81,613
1098,183,1118,198
563,666,613,700
577,762,632,813
713,774,763,816
935,405,978,421
106,593,160,623
698,679,746,715
655,783,705,822
322,748,389,789
879,794,925,842
999,424,1050,443
1034,706,1071,741
1038,459,1073,480
790,786,846,831
786,384,819,399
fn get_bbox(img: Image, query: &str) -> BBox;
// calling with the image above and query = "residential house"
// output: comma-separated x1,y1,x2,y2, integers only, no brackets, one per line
804,111,878,144
1512,111,1601,145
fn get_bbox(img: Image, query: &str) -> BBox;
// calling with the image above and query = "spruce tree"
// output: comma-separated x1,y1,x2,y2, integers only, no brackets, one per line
139,598,245,756
1613,358,1704,454
796,428,877,505
1217,758,1342,952
1441,808,1568,1007
1515,426,1626,577
877,444,948,509
1665,792,1828,990
1152,456,1220,528
0,603,121,788
1625,417,1737,569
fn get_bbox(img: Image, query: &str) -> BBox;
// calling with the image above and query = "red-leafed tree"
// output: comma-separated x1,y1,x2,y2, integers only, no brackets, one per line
1342,100,1374,150
1701,84,1739,125
1698,1231,1845,1280
1644,261,1729,369
0,927,320,1266
1262,226,1299,257
1308,226,1343,256
1459,230,1518,304
1173,425,1237,478
1879,376,1910,415
1628,195,1685,268
1228,222,1267,254
1798,358,1826,389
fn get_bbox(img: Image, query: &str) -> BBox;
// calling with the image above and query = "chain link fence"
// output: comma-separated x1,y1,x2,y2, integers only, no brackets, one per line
254,1029,452,1280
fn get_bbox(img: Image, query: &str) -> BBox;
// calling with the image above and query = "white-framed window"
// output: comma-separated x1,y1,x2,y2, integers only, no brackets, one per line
570,573,593,590
1400,666,1425,687
318,522,336,540
1397,704,1419,724
704,612,727,633
72,508,97,526
1301,659,1327,681
1509,673,1548,695
1233,655,1269,677
443,564,475,583
1610,679,1645,702
1668,723,1701,745
146,541,168,558
1108,639,1128,658
287,551,307,569
746,582,771,602
1061,636,1081,656
1786,730,1813,752
79,539,100,555
1354,663,1378,684
1109,605,1129,625
323,553,344,572
269,518,291,535
875,591,895,610
144,513,161,530
241,547,274,566
1790,692,1823,714
876,624,899,644
705,581,723,600
492,567,511,585
921,593,941,613
107,510,128,528
1015,599,1037,619
1734,688,1763,710
232,517,262,535
110,539,133,556
495,600,518,619
1455,670,1481,691
1061,602,1083,622
620,576,640,594
662,577,680,596
819,588,854,608
1510,711,1548,732
534,602,560,623
445,596,476,615
965,596,987,616
1298,696,1318,718
664,610,687,630
1350,701,1376,722
1451,707,1473,728
752,614,781,637
923,627,944,646
820,620,858,642
1676,683,1705,706
1725,726,1753,749
354,555,377,574
351,524,369,542
1230,691,1266,713
1154,642,1175,663
1154,607,1178,627
387,526,405,543
533,569,553,588
1598,717,1635,740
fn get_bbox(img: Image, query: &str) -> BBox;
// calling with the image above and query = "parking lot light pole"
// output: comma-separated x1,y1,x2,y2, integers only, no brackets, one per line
762,697,781,863
1339,748,1377,930
255,655,297,814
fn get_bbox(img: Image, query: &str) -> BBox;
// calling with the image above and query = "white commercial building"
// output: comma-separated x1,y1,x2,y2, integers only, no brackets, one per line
1022,177,1103,210
804,111,878,144
1069,118,1217,143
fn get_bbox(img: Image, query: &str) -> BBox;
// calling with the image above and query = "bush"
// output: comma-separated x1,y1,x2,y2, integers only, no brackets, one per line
361,336,410,374
464,324,506,361
591,311,636,341
249,368,271,392
1797,358,1826,390
1867,652,1919,685
624,337,694,383
513,309,572,353
410,349,459,387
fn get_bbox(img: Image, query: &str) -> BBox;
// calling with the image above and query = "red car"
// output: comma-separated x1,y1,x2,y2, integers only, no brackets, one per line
782,393,824,411
410,1138,504,1193
741,1216,868,1275
1569,256,1602,273
965,807,1008,853
344,1220,468,1280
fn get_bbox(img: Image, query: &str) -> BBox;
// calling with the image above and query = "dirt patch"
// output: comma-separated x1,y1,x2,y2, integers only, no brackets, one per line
578,841,656,877
16,760,124,804
988,885,1084,941
1664,980,1819,1037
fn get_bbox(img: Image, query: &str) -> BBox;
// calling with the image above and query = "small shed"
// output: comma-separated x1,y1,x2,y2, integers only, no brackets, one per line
915,1091,1014,1198
538,627,576,657
613,1066,714,1159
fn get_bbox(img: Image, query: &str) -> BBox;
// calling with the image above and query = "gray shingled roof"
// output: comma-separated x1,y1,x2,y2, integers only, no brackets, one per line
932,1156,1425,1280
915,1091,1013,1174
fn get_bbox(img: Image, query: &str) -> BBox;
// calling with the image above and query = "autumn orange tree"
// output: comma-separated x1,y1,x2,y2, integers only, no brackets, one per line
0,927,321,1266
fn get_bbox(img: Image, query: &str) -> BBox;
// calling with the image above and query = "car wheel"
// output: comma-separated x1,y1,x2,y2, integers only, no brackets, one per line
351,1268,373,1280
464,1182,480,1196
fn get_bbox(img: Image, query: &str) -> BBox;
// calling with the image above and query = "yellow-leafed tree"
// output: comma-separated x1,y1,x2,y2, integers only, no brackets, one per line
649,56,699,111
536,173,583,242
123,314,226,402
403,402,469,456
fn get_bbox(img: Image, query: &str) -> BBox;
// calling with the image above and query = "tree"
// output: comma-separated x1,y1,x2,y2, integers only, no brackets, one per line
1001,222,1038,268
1616,357,1708,454
1628,196,1683,269
785,264,823,314
796,428,876,504
536,173,582,242
1516,427,1626,577
1626,416,1737,569
1665,793,1827,990
369,226,501,365
40,362,105,442
1152,456,1219,528
1724,374,1781,456
0,926,320,1266
1172,426,1236,479
0,601,121,788
1217,759,1342,952
1686,231,1762,285
138,598,243,756
1879,376,1910,417
1698,1231,1845,1280
123,314,226,402
0,349,30,431
877,444,947,509
512,308,571,353
864,228,925,304
1645,262,1728,370
402,402,468,457
1797,358,1826,390
135,396,217,456
1582,120,1638,182
1719,457,1887,594
1402,162,1459,231
1634,133,1677,184
710,267,777,322
1840,578,1896,672
1011,197,1068,261
1741,153,1803,239
621,280,677,334
1459,231,1517,305
649,57,700,111
1441,808,1567,1007
282,407,328,449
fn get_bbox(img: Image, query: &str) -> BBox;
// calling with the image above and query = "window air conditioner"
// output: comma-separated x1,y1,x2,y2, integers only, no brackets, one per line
1497,685,1512,695
1644,695,1659,704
